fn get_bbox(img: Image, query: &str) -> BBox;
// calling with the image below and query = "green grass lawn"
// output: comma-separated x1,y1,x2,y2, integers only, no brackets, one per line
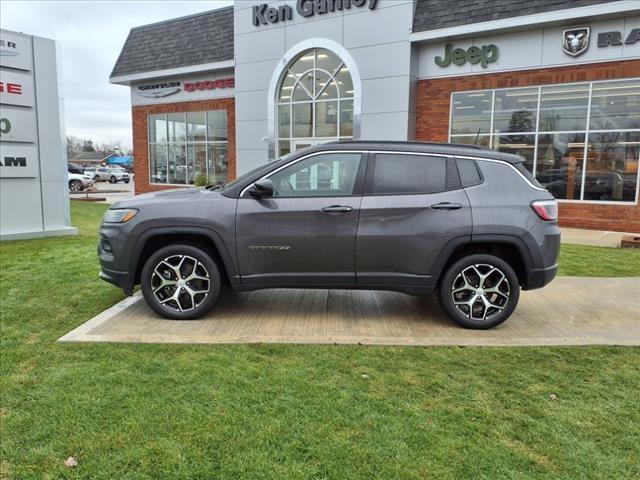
1,203,639,479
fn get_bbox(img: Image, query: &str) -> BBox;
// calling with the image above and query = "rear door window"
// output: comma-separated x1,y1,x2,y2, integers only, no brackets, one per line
365,153,447,195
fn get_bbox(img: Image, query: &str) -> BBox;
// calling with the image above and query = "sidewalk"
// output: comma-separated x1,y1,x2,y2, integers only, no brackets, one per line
58,276,640,347
560,228,639,248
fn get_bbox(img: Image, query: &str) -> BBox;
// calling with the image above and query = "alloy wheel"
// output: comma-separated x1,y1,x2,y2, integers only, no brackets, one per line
150,254,210,313
450,263,510,321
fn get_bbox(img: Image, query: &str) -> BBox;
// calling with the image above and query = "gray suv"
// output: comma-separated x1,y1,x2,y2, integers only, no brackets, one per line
98,141,560,329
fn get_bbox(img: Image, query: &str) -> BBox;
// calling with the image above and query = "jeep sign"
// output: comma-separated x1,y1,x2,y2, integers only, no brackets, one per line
435,43,499,68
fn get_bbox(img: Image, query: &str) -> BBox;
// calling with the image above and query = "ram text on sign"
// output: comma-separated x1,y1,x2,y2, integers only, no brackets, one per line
0,143,38,177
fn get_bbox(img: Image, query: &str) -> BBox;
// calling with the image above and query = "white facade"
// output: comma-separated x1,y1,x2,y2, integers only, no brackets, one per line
0,29,75,240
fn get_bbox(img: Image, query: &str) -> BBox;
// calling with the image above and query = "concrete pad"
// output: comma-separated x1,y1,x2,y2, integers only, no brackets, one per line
560,228,640,248
59,277,640,347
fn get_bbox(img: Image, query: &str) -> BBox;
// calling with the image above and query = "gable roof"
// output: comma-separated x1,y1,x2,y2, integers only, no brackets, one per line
110,6,234,79
412,0,623,33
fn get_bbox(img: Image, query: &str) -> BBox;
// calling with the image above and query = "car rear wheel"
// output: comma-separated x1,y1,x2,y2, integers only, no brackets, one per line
439,254,520,329
110,176,117,183
69,179,83,192
141,244,222,320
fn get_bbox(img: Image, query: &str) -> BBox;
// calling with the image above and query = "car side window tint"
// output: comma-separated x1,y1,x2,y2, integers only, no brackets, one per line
367,154,447,195
456,158,482,186
268,153,362,197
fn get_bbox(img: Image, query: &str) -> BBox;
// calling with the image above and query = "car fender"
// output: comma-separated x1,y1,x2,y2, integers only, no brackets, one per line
128,224,239,284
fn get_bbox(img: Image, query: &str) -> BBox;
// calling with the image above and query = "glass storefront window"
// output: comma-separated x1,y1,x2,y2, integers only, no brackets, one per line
589,80,640,131
449,79,640,203
450,91,492,135
539,84,589,132
148,110,228,185
493,88,538,133
493,134,536,173
450,135,491,148
584,131,639,202
536,133,586,200
277,48,354,155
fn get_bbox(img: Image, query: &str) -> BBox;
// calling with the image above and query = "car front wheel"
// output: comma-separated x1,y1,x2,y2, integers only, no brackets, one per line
69,179,83,192
141,244,222,320
439,254,520,329
110,176,117,183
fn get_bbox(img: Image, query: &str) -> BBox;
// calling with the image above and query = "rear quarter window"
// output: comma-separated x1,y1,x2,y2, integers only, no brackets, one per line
456,158,482,186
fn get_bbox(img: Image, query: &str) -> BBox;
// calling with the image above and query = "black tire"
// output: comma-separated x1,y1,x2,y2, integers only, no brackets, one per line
141,244,222,320
110,176,117,184
439,254,520,329
94,175,100,181
124,179,130,184
69,179,83,192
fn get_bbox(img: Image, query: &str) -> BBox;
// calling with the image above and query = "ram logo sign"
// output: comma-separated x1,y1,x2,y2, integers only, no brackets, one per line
562,27,590,57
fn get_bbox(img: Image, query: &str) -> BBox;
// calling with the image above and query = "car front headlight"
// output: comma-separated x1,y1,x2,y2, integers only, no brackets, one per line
103,208,138,224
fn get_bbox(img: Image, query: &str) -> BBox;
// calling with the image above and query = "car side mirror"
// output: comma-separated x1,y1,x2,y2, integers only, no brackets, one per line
250,178,274,198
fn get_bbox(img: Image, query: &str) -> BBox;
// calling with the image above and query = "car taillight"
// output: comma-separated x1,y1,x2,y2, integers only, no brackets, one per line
531,200,558,221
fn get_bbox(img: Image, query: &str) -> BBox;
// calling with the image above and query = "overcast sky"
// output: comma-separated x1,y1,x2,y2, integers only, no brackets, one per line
1,0,233,150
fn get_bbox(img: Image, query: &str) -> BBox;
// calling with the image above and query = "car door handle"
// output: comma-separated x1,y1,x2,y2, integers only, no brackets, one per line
322,205,353,214
431,202,463,210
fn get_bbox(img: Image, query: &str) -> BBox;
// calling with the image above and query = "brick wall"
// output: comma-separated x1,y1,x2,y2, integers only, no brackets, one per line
416,60,640,233
131,97,235,195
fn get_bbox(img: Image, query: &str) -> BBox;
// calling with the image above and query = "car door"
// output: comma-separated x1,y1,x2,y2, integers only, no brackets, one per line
356,152,472,287
236,151,366,286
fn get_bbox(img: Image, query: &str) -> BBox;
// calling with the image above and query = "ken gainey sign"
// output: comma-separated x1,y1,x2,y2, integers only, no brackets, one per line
253,0,378,27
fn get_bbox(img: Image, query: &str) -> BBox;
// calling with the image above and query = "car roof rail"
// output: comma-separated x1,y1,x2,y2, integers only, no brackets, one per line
328,140,491,150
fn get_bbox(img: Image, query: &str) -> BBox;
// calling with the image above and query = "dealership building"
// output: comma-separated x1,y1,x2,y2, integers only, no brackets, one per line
110,0,640,232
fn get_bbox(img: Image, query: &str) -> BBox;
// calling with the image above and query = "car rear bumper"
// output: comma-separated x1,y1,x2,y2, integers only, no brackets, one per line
527,263,558,290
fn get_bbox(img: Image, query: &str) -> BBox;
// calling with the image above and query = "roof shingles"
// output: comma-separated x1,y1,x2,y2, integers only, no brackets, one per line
413,0,623,33
110,6,234,78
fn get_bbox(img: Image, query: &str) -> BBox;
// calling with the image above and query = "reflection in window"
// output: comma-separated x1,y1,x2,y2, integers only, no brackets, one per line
269,153,361,197
585,132,639,202
450,91,492,135
277,48,354,155
536,133,586,200
148,111,228,185
539,84,589,132
449,79,640,203
494,135,536,173
590,80,640,131
493,88,538,133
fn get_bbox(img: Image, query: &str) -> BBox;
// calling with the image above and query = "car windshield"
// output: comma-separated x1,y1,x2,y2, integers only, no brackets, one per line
218,152,296,191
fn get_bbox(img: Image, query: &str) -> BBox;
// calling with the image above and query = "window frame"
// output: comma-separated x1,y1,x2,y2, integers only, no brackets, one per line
363,152,458,197
147,110,229,187
448,78,640,205
276,48,355,157
240,150,368,199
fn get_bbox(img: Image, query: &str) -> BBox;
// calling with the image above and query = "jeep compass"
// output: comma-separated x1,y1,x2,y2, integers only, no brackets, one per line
98,141,560,329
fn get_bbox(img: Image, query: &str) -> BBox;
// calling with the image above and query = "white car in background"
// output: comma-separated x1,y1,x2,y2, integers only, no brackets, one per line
68,172,95,192
93,167,131,184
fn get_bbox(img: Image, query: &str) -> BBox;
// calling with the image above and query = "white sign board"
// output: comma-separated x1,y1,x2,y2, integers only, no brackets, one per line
0,29,75,239
0,30,33,71
0,69,35,107
0,143,38,177
0,105,37,142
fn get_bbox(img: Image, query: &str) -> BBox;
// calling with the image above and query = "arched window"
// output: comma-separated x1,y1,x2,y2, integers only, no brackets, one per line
277,48,354,156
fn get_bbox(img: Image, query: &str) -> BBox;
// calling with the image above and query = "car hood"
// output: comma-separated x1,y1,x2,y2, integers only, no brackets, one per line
111,187,222,209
